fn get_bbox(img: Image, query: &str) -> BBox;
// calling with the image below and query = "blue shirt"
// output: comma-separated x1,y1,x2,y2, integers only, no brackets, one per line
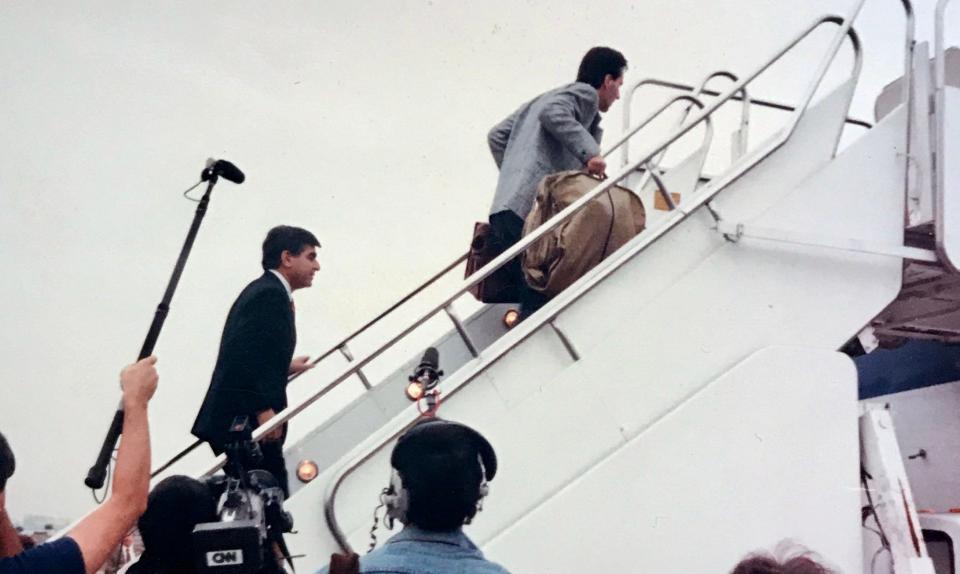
0,537,85,574
317,526,510,574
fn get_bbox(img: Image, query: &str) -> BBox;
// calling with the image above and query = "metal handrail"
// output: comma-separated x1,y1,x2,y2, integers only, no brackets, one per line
898,0,916,230
291,252,469,379
696,72,751,161
935,0,953,258
620,71,751,170
936,0,953,97
623,77,872,133
617,70,875,173
604,94,713,163
320,12,865,551
605,94,713,207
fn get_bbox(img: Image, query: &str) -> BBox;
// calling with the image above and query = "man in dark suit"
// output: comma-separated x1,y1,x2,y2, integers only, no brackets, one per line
192,225,320,496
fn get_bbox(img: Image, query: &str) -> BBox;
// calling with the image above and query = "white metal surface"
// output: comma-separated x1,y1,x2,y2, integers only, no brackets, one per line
873,381,960,514
907,43,934,228
484,347,860,573
937,87,960,270
861,405,935,574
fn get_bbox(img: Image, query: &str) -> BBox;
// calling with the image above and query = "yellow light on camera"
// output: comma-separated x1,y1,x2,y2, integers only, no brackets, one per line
296,460,319,483
503,309,520,329
405,382,424,401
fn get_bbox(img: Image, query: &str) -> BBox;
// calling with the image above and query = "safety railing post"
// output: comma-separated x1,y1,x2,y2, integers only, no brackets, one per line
338,343,372,390
444,304,480,358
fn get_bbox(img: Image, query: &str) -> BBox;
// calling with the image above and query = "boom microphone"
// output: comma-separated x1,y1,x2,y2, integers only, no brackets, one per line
410,347,442,388
85,157,234,491
202,159,246,184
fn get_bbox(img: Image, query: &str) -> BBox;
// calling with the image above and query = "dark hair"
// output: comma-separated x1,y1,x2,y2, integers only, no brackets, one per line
137,475,218,573
731,549,836,574
392,420,496,531
261,225,320,271
0,431,14,492
576,46,627,89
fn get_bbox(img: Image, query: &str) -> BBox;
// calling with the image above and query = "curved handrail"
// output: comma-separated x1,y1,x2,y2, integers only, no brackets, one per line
623,78,872,132
697,72,751,161
936,0,953,96
621,71,751,170
609,94,714,209
627,72,739,195
618,71,875,171
604,94,713,161
898,0,916,229
319,13,864,551
605,94,713,205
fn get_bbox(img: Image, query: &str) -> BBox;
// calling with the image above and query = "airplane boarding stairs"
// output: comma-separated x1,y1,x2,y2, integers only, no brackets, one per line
289,92,903,573
276,11,912,573
137,3,957,572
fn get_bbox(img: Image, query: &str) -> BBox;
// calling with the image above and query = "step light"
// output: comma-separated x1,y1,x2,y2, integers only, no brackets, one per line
405,382,425,401
503,309,520,329
296,459,319,483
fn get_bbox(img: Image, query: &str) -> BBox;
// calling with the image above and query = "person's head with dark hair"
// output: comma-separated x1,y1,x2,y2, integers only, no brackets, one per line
576,46,628,112
133,475,217,574
260,225,321,290
387,418,497,532
731,545,837,574
0,432,14,494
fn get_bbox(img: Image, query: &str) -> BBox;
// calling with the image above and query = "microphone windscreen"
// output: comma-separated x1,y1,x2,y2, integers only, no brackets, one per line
213,159,245,184
418,347,439,370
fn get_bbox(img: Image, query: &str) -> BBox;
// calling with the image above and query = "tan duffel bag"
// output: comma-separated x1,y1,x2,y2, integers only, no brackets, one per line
522,171,646,298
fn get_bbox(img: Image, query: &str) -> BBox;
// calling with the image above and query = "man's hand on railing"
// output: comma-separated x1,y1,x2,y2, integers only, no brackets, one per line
586,155,607,179
288,355,315,376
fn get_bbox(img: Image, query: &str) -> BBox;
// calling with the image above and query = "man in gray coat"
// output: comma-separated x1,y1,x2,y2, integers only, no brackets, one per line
487,46,627,318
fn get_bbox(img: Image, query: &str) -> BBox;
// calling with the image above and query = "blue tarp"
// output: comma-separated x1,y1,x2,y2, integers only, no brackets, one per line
856,339,960,399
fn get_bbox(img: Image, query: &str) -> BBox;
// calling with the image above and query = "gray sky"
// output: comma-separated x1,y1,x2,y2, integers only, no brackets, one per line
0,0,954,523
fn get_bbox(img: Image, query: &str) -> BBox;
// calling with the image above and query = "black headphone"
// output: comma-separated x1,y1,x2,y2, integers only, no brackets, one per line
381,418,497,528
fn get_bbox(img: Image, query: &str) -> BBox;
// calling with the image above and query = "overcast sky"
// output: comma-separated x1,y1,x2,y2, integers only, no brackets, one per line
1,0,955,523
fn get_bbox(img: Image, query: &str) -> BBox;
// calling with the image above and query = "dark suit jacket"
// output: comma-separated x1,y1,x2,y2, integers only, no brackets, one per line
192,272,296,450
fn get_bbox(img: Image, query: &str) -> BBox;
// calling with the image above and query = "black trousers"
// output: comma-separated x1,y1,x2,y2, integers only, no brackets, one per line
259,440,290,498
489,210,548,318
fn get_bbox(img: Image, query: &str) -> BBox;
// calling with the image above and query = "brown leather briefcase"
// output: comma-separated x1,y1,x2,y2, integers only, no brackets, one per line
465,221,519,303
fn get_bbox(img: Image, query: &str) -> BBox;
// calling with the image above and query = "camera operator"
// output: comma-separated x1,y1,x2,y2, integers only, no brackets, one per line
125,475,217,574
0,357,159,574
319,418,510,574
